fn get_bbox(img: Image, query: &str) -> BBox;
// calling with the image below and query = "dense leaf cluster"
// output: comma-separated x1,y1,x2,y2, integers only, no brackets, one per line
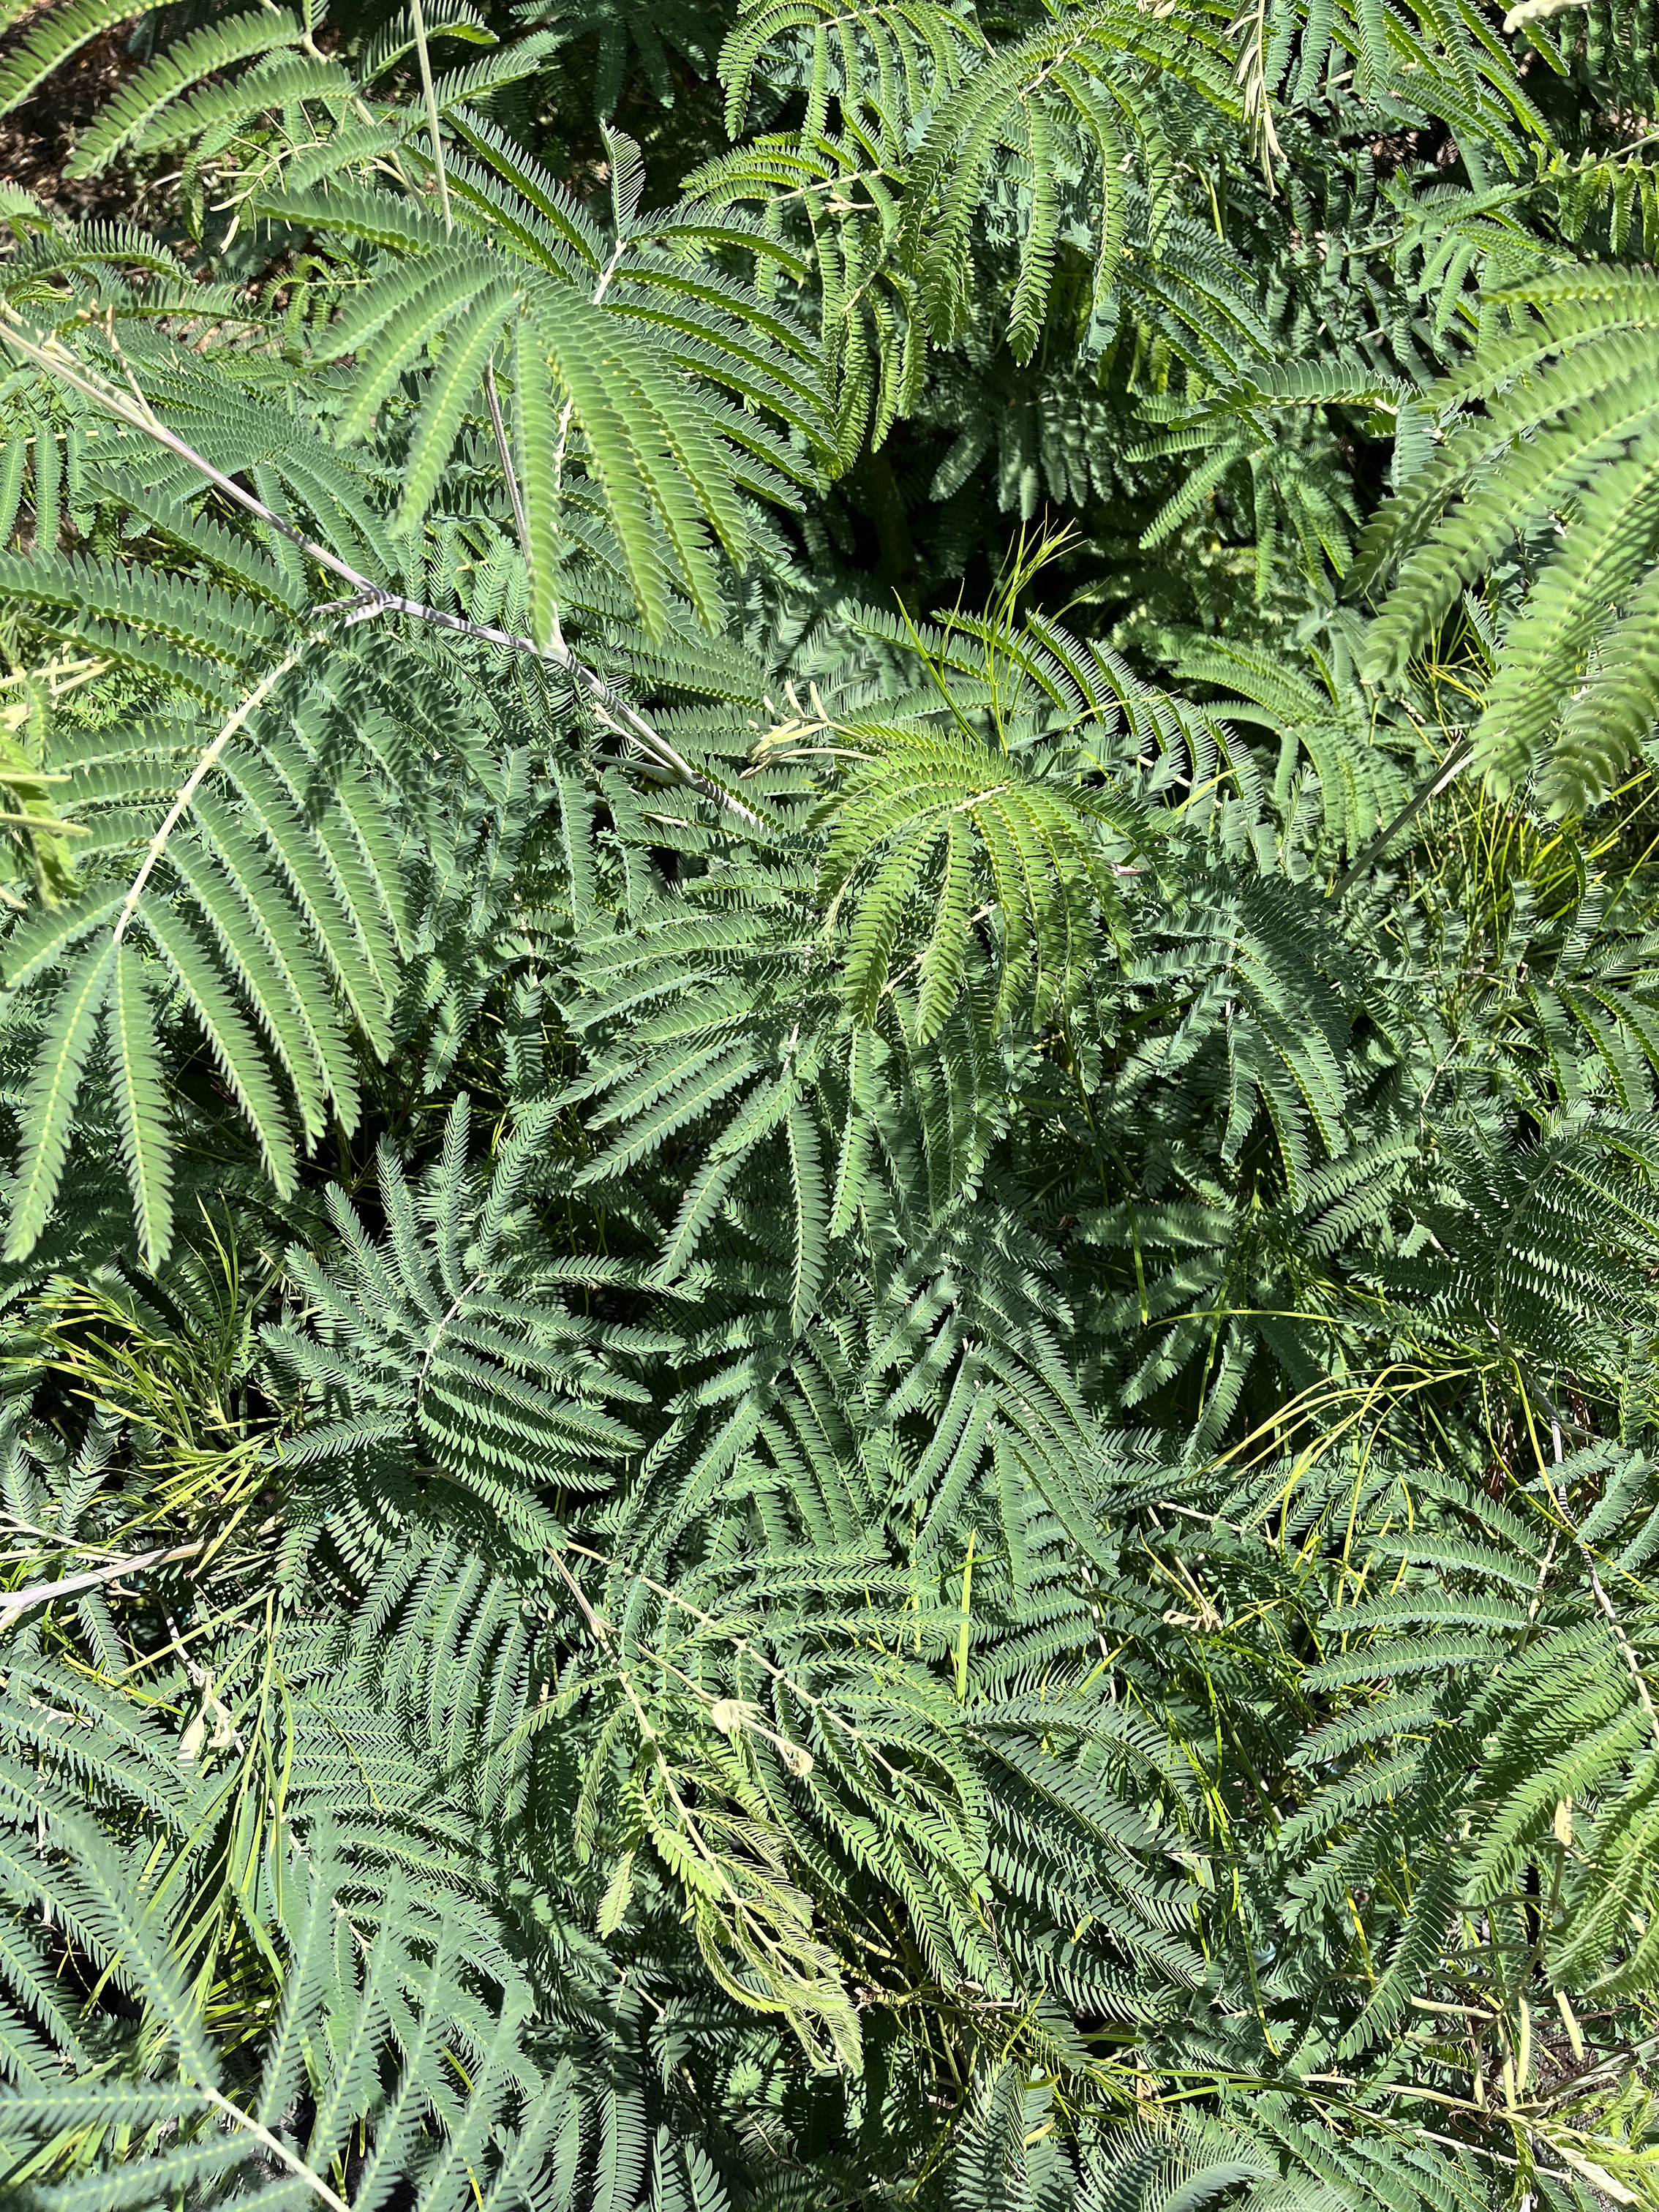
0,1,1656,2208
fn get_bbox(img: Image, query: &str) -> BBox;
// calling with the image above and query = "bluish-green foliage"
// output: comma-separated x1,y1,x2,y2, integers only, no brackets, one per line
0,1,1656,2208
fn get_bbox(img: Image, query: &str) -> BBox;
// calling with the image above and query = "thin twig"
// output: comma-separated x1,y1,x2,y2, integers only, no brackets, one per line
0,312,764,830
484,361,529,555
112,646,310,943
199,2086,351,2212
407,0,452,237
0,1540,203,1629
1333,738,1475,898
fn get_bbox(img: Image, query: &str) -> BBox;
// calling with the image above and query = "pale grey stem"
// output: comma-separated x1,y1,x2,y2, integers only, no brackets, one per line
484,360,530,553
0,1539,203,1629
0,313,763,830
407,0,452,236
199,2087,352,2212
337,595,763,826
111,645,311,944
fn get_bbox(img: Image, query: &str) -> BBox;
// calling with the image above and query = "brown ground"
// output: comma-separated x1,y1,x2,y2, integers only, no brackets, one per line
0,13,145,223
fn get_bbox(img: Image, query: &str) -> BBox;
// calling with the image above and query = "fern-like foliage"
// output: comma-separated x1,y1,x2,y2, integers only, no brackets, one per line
266,1097,652,1551
0,565,415,1265
0,1808,570,2211
1356,268,1659,815
514,0,729,115
1,2,1658,2208
0,0,557,190
686,118,928,464
258,118,834,639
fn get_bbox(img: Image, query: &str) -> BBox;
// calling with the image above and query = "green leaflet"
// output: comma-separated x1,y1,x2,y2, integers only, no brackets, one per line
1359,271,1659,813
0,8,1658,2210
0,0,154,113
263,132,832,639
140,900,296,1200
63,9,304,176
816,718,1140,1039
103,940,172,1268
5,938,114,1261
